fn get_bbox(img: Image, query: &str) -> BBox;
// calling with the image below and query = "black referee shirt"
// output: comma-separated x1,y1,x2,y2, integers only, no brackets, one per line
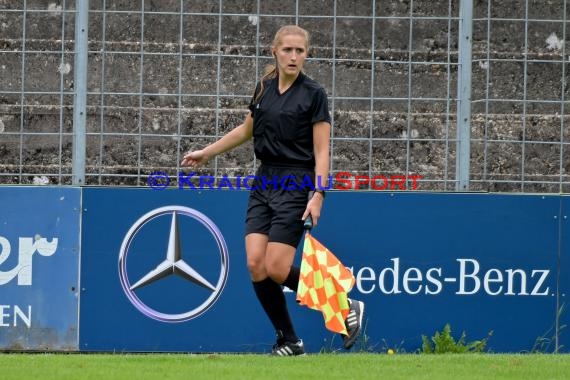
248,73,331,168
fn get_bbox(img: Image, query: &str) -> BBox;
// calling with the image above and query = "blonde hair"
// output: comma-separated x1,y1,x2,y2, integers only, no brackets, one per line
255,25,310,102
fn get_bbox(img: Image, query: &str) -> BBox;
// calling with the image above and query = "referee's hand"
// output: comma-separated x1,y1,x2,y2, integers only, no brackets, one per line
181,150,209,168
302,192,324,227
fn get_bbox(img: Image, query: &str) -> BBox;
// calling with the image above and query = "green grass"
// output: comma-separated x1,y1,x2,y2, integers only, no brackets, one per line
1,353,570,380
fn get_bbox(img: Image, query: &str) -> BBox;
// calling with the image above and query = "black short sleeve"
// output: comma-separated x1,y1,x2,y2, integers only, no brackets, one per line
248,82,262,116
311,87,331,125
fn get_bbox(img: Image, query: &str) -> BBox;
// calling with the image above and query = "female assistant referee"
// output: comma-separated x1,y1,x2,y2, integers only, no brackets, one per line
181,25,364,356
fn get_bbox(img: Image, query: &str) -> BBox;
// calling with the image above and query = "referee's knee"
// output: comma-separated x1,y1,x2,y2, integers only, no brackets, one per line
246,256,266,278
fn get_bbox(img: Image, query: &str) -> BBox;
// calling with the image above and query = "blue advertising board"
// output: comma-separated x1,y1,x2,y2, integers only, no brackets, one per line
79,188,260,352
79,188,566,353
309,192,563,353
0,186,80,350
559,197,570,353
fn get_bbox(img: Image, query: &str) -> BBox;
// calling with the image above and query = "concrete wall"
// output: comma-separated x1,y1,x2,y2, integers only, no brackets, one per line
0,0,568,191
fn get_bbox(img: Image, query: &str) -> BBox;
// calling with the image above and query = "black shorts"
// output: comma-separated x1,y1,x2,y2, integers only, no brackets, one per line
245,164,314,248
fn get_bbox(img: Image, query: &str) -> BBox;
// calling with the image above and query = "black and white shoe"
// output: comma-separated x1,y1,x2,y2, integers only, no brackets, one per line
271,340,306,356
342,299,365,349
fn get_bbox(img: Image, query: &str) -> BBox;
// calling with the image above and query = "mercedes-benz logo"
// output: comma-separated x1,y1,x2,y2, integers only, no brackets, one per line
118,205,229,322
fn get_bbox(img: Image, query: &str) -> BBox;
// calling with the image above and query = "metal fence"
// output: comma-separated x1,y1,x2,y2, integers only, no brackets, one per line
0,0,568,192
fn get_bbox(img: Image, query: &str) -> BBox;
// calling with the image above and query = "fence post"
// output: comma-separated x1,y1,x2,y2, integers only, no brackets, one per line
72,0,89,185
456,0,473,191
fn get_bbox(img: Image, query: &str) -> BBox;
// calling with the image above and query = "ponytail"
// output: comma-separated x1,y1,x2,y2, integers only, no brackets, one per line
254,64,278,103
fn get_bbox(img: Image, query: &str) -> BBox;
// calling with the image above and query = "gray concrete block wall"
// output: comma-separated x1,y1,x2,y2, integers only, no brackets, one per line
0,0,569,191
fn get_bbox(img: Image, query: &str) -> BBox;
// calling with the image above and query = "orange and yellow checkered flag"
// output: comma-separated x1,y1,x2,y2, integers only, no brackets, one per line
296,232,356,335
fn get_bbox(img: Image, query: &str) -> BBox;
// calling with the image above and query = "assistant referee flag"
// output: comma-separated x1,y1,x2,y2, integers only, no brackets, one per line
296,232,356,335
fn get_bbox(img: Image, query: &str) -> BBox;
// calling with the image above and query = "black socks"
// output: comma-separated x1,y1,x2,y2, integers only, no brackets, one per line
282,266,300,292
252,277,299,344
